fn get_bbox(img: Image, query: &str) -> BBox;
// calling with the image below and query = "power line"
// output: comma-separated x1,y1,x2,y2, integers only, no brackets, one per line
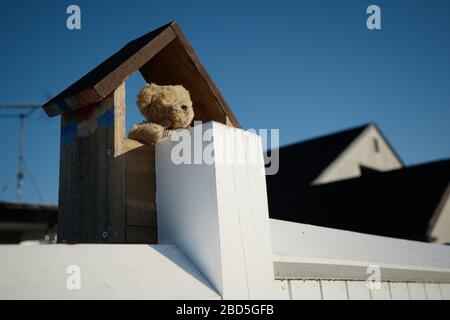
0,104,40,109
0,114,22,119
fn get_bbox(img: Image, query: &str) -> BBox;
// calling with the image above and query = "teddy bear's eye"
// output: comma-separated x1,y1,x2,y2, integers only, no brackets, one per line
181,105,188,112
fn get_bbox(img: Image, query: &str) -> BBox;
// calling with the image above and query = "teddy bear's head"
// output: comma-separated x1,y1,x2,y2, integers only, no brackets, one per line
136,83,194,129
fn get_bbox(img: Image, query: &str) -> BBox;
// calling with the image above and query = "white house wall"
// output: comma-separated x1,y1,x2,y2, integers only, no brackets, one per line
314,125,403,184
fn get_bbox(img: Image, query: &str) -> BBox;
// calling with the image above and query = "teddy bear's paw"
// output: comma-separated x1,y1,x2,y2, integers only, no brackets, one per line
128,123,165,145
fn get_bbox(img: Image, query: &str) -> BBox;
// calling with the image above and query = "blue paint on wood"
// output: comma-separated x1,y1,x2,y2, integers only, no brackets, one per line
60,105,114,147
98,107,114,128
61,121,77,146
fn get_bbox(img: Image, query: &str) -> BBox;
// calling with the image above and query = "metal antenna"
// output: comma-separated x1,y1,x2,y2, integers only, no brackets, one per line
0,104,40,203
17,113,25,202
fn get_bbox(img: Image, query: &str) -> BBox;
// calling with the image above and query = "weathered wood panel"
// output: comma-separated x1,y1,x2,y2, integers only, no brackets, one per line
57,83,126,243
126,226,157,244
125,139,157,244
42,23,176,116
139,25,241,127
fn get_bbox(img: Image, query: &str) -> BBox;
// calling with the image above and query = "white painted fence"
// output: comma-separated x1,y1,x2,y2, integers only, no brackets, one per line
271,219,450,300
155,122,274,299
0,245,219,300
0,122,449,300
274,280,450,300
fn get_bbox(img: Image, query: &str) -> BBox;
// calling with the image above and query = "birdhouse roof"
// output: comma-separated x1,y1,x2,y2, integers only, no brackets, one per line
41,21,240,127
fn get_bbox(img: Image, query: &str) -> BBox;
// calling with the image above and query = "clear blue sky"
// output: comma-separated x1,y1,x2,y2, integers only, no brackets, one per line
0,0,449,204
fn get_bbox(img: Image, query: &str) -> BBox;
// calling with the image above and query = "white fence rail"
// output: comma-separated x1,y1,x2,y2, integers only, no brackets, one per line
271,219,450,300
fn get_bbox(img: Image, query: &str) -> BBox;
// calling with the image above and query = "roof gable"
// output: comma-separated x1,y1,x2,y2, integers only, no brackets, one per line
313,123,404,184
41,21,240,127
267,124,369,189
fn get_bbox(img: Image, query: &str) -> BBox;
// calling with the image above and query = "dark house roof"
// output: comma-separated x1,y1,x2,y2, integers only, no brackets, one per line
268,159,450,242
266,124,369,198
41,21,240,127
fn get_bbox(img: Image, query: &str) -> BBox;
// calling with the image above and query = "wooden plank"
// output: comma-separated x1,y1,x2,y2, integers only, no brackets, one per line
408,283,427,300
346,281,371,300
170,23,240,128
225,116,234,127
125,139,157,229
320,280,348,300
370,282,391,300
57,83,126,243
139,39,225,126
126,226,157,244
290,280,322,300
389,282,410,300
95,27,176,100
424,283,442,300
110,83,127,241
42,23,176,116
440,283,450,300
273,280,290,300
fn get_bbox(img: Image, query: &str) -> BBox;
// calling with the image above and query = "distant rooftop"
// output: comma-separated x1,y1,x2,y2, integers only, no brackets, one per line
267,123,370,189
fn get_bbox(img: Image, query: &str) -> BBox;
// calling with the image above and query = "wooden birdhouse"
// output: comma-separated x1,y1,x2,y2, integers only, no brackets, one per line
42,21,240,244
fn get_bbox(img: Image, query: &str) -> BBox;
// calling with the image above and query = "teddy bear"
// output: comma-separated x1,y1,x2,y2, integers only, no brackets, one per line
128,83,195,145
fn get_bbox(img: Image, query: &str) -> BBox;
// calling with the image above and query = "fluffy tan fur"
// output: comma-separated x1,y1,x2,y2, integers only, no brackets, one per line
129,83,194,145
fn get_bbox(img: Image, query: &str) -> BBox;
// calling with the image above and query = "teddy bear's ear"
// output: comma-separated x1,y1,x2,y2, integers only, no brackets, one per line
136,83,160,111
